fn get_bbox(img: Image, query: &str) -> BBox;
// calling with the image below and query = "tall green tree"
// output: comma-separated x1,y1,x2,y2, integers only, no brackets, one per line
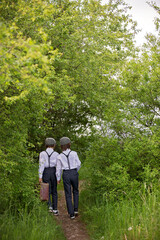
0,0,138,142
83,2,160,201
0,21,61,209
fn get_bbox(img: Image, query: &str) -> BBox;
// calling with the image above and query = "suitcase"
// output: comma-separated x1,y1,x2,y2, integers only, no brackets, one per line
40,182,49,201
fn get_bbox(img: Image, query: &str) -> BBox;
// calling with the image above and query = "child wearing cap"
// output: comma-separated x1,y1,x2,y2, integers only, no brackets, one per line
39,138,59,215
56,137,81,219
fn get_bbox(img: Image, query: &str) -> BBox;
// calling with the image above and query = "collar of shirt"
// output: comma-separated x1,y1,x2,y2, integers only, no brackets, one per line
46,148,54,154
62,148,71,155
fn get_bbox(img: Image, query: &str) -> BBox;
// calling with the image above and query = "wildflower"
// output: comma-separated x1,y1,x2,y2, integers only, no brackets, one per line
128,226,133,231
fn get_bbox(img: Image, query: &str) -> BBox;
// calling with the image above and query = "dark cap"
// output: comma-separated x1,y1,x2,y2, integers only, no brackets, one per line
60,137,71,146
45,138,56,146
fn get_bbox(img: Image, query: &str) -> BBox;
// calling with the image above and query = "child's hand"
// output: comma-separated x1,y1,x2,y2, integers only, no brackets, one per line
57,180,61,184
39,178,42,184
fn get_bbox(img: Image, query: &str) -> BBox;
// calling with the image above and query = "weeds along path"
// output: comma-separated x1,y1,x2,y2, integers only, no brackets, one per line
55,181,90,240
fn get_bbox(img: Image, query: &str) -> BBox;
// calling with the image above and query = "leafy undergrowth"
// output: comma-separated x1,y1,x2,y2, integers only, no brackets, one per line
80,188,160,240
0,203,66,240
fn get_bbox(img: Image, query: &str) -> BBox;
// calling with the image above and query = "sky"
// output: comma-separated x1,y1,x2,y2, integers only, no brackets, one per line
103,0,160,46
124,0,160,45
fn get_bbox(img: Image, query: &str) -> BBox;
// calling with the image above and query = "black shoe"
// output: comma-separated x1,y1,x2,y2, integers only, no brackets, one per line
70,214,75,219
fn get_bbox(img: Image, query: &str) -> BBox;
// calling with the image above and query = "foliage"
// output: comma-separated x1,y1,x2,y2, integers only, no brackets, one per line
80,188,160,240
0,0,138,210
0,21,58,210
82,0,160,198
80,3,160,239
0,0,159,239
84,134,160,203
0,203,65,240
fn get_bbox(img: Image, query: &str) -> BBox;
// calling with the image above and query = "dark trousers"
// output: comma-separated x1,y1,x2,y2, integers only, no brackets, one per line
62,169,79,215
42,167,58,210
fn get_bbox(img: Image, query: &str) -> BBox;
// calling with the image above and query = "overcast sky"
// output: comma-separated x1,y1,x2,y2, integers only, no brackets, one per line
102,0,160,46
124,0,160,45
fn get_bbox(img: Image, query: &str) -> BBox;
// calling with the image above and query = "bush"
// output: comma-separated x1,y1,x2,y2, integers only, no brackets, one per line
0,149,39,212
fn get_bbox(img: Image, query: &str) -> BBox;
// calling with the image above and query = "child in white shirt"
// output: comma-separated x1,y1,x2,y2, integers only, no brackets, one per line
56,137,81,219
39,138,59,215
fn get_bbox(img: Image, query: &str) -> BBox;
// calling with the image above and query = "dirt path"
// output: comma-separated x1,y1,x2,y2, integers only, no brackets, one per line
55,181,90,240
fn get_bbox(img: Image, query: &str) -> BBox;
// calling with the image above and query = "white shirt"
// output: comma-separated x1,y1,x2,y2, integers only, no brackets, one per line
39,148,59,178
56,148,81,181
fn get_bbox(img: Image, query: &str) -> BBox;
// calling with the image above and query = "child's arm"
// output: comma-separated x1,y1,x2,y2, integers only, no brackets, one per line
56,155,62,183
76,152,81,171
39,152,45,183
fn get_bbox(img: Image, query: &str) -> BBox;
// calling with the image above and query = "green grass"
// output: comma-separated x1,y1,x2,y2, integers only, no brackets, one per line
57,179,64,191
0,203,66,240
80,190,160,240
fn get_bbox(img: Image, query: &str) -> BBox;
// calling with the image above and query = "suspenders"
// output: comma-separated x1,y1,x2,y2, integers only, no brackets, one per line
62,151,72,169
45,151,54,168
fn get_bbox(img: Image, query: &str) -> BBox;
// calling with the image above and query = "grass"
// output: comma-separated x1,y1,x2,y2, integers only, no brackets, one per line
0,203,66,240
80,189,160,240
